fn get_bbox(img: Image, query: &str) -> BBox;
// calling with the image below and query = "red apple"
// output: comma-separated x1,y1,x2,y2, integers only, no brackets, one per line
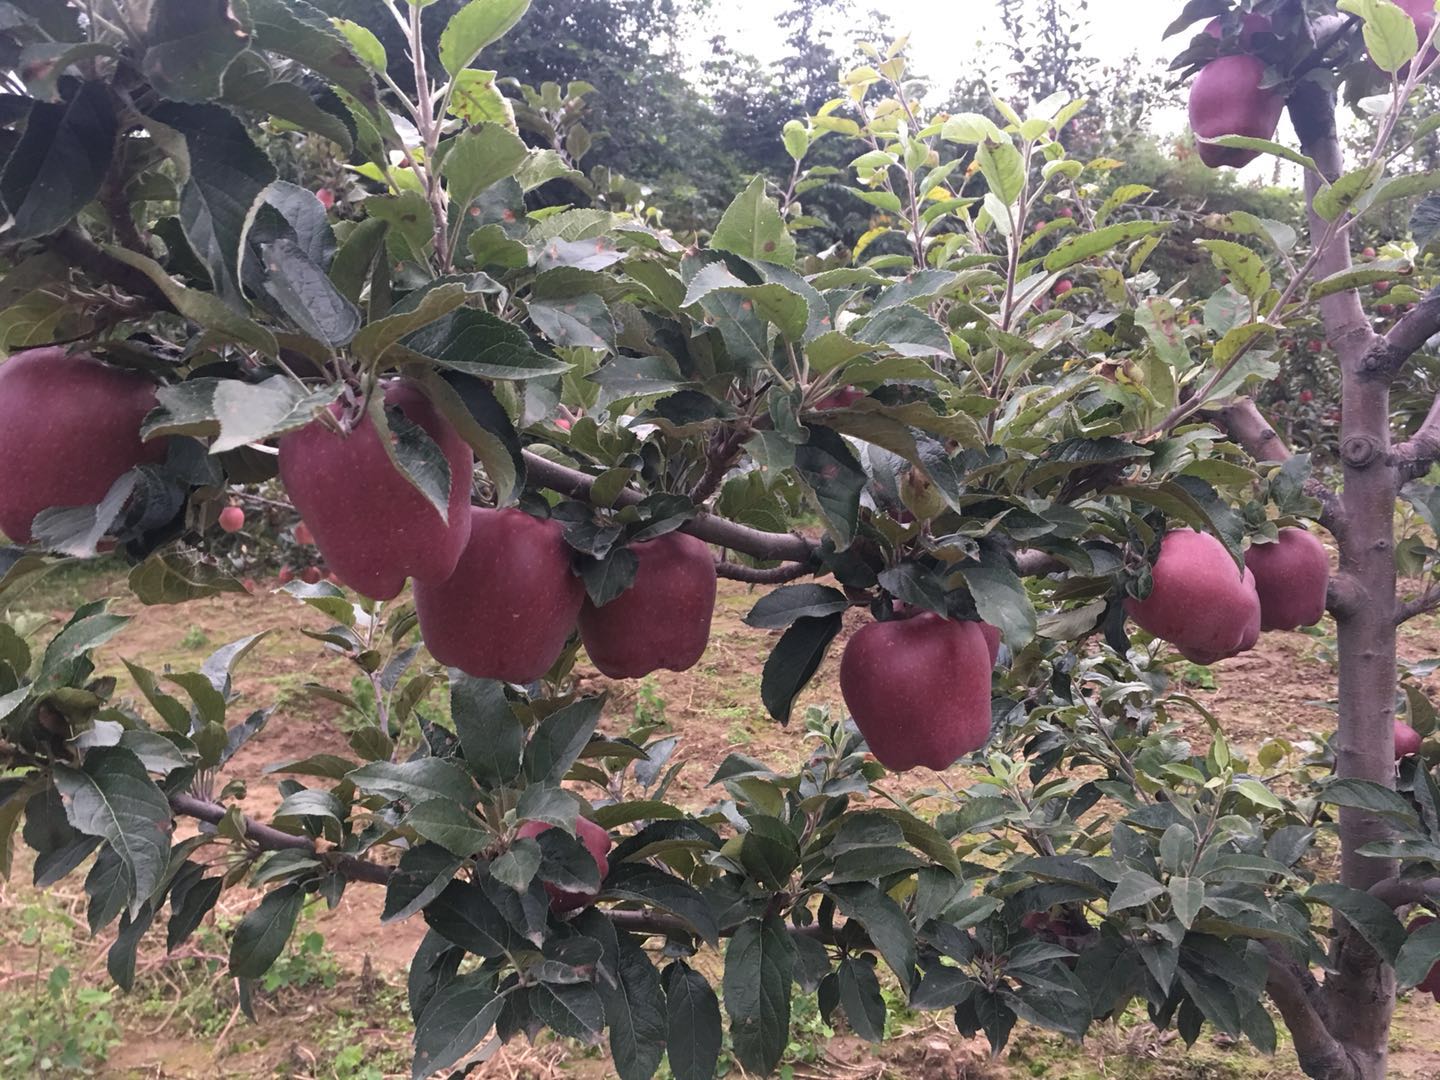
1308,340,1323,354
816,386,865,411
294,521,315,546
316,187,335,210
1059,207,1074,218
555,417,572,432
1176,567,1262,664
1362,247,1377,259
415,507,584,684
1397,720,1424,760
1300,390,1314,403
1126,530,1258,658
980,621,1001,666
219,506,245,533
0,348,168,544
1379,303,1397,316
278,380,473,600
1375,281,1391,295
578,531,716,679
1053,279,1073,297
1188,54,1285,169
1244,527,1329,631
278,565,294,585
1410,915,1440,1002
516,817,611,913
840,613,992,772
300,566,321,585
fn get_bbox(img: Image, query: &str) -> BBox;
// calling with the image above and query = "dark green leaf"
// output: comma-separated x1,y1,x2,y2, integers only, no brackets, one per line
407,309,570,380
384,844,463,924
143,0,249,102
229,883,304,978
724,915,795,1074
2,81,117,239
602,863,719,945
664,961,722,1080
745,585,847,629
827,882,915,990
524,695,605,785
761,613,842,725
795,426,865,546
107,902,155,992
349,758,480,805
405,798,491,858
837,956,886,1042
411,976,503,1080
1306,884,1406,964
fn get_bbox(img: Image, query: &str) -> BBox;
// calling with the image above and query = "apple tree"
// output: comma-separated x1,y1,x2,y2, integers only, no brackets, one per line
3,2,1440,1079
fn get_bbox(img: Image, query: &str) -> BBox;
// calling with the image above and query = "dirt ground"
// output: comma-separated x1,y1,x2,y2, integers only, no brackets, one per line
4,565,1440,1079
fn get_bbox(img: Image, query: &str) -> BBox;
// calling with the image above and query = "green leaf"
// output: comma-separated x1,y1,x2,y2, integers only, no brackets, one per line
1170,877,1204,930
246,0,380,112
417,370,522,506
104,247,278,355
837,957,886,1042
1321,778,1421,825
331,19,386,72
152,102,277,306
143,0,249,102
524,695,605,784
230,883,305,978
959,563,1036,650
1199,135,1317,172
746,585,848,629
352,282,468,369
142,377,339,453
127,554,248,606
977,140,1025,205
855,305,954,359
602,863,719,945
377,398,453,524
411,977,503,1080
365,191,435,266
827,882,915,991
349,758,481,805
664,961,722,1080
1397,917,1440,989
529,294,616,351
1,80,117,239
450,675,523,787
724,915,795,1075
1339,0,1419,71
1108,870,1166,912
1044,221,1169,272
761,614,842,725
405,798,491,858
1196,240,1270,303
441,123,529,210
257,238,360,348
406,309,571,380
1314,163,1383,222
1306,883,1407,963
711,176,797,267
439,0,532,76
795,425,866,545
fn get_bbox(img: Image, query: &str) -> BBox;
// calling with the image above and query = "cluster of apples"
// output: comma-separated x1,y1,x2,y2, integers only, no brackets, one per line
1126,527,1328,663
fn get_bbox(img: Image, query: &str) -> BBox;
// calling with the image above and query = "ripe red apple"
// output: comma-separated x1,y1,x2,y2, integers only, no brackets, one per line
415,507,584,684
1126,530,1259,658
1188,55,1285,169
1300,389,1314,403
578,531,717,679
1409,916,1440,1002
1362,247,1377,259
1059,207,1074,218
278,565,294,585
1176,567,1261,664
816,386,865,411
1204,12,1271,48
1244,527,1329,631
316,187,335,210
840,613,992,772
1396,720,1423,760
1379,303,1397,317
301,566,321,585
219,506,245,533
0,347,168,544
1308,340,1323,354
516,817,611,913
294,521,315,546
555,417,572,432
1053,279,1073,297
278,380,473,600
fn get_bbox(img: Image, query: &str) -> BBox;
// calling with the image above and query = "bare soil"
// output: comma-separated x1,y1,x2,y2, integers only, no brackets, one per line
4,567,1440,1079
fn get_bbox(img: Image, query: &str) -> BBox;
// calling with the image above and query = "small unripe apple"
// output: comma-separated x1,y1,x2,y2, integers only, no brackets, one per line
1396,720,1423,760
415,507,584,684
301,566,321,585
219,506,245,533
279,380,474,600
1379,303,1397,317
1308,340,1323,354
1126,530,1259,658
294,521,315,546
555,417,572,432
1188,55,1285,169
1362,247,1377,259
1059,207,1074,219
816,385,865,411
840,613,992,772
1245,527,1329,632
0,348,168,544
1053,279,1073,297
1375,281,1391,295
579,531,717,678
316,187,335,210
1409,916,1440,1002
243,577,258,594
516,817,612,912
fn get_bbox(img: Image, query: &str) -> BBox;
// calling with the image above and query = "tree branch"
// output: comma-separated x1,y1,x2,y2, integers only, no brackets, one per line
1360,293,1440,382
523,450,818,563
169,792,391,885
1391,387,1440,480
1265,942,1358,1080
1396,587,1440,625
715,560,812,584
1369,876,1440,908
47,227,176,315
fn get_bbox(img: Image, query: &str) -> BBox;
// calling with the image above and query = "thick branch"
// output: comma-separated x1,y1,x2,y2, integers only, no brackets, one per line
1369,876,1440,908
47,227,176,314
169,792,391,885
1265,942,1358,1080
1391,388,1440,480
1361,293,1440,382
523,450,817,564
1396,588,1440,625
715,560,812,584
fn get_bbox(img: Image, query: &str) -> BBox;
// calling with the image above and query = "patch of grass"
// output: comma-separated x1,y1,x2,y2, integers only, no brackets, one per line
180,625,211,650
